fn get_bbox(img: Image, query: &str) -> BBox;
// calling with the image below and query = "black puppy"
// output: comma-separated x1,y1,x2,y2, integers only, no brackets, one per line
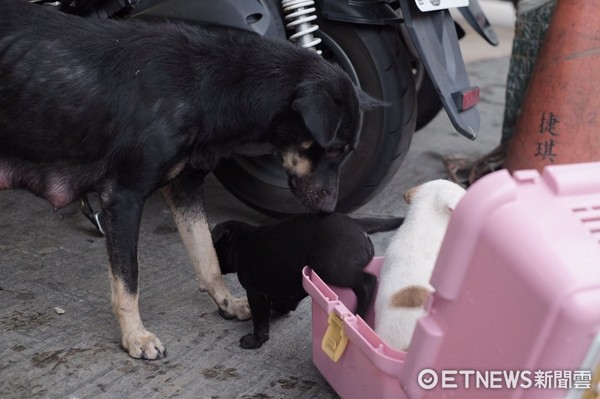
212,213,404,349
0,1,382,359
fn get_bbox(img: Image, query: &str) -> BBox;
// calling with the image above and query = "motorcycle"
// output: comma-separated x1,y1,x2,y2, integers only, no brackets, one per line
37,0,498,221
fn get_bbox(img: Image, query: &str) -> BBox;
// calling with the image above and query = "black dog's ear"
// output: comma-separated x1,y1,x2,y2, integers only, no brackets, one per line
356,87,391,110
292,81,339,148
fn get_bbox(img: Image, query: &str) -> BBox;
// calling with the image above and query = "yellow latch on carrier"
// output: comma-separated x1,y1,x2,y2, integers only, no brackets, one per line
322,313,349,362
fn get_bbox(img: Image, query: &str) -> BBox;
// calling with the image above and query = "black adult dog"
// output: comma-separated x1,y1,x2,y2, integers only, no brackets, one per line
0,0,381,359
212,213,404,349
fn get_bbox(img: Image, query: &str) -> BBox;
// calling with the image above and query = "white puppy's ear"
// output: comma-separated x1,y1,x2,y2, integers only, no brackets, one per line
403,185,420,204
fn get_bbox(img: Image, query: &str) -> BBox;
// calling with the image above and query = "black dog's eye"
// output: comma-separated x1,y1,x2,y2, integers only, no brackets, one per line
326,145,351,157
326,147,342,156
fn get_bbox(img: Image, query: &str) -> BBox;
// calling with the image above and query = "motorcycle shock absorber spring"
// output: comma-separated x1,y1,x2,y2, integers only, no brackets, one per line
281,0,322,54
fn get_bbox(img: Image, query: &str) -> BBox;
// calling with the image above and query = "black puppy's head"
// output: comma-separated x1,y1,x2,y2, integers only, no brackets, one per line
273,65,384,213
211,220,255,274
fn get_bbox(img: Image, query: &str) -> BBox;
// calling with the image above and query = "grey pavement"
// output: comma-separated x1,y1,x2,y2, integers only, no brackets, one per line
0,25,512,399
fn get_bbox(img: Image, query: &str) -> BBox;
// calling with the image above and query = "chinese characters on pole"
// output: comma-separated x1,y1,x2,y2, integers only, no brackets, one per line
534,112,560,162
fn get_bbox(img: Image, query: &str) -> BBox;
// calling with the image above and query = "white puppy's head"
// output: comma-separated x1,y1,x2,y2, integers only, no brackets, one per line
403,179,466,217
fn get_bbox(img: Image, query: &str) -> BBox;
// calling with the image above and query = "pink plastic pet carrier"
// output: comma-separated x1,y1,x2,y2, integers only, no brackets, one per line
303,162,600,399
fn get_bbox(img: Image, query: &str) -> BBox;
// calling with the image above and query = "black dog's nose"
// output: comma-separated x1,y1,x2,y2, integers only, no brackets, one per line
318,199,336,213
289,176,297,188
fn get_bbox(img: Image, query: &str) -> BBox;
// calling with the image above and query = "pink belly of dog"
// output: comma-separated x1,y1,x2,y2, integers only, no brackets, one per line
44,181,77,209
0,170,8,190
0,167,78,210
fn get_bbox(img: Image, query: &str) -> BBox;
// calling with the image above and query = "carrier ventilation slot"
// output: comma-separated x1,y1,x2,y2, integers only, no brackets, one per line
572,206,600,244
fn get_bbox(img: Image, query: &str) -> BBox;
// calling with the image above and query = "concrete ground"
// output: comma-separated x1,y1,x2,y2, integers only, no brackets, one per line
0,2,515,398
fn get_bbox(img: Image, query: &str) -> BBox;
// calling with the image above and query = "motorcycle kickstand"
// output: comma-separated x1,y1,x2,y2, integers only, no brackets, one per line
80,194,106,236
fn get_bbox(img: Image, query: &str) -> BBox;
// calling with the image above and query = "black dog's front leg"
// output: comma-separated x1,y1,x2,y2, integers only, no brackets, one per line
101,191,166,360
240,290,271,349
162,173,251,321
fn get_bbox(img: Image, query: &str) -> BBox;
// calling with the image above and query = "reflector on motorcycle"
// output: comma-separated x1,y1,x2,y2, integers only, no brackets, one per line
452,86,480,112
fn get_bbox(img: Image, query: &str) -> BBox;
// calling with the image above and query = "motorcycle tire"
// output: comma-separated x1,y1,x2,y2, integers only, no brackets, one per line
214,21,416,217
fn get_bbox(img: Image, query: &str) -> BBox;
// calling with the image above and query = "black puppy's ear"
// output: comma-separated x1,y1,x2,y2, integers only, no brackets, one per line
356,87,391,110
292,81,339,147
211,223,231,243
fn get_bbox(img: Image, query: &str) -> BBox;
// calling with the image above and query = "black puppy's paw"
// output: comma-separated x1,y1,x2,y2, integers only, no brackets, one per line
239,333,269,349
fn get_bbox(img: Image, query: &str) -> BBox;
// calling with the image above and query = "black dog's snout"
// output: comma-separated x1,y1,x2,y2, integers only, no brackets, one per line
289,176,298,188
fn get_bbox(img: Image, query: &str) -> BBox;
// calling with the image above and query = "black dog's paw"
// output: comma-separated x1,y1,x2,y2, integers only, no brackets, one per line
217,298,252,321
239,333,268,349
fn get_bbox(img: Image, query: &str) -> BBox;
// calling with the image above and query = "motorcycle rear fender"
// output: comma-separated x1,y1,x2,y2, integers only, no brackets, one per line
399,0,479,139
316,0,402,25
128,0,286,40
318,0,479,139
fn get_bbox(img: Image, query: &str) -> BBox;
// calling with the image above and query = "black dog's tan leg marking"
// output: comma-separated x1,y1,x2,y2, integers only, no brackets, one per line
173,211,251,320
101,192,166,360
162,180,251,321
110,270,166,359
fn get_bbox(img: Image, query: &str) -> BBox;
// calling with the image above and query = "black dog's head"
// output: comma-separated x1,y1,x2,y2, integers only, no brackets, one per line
211,220,256,275
272,64,384,213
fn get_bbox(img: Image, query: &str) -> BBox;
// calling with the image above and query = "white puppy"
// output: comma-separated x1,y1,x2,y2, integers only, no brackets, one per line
374,179,465,351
